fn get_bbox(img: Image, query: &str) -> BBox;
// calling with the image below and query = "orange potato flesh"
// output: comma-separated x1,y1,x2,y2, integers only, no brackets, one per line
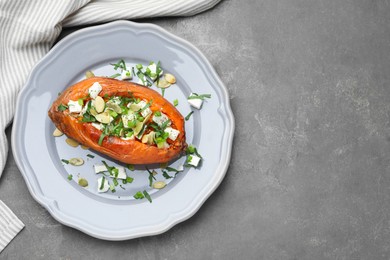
48,77,187,164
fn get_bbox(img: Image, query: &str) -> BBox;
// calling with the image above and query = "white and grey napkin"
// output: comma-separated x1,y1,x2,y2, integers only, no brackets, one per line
0,0,220,252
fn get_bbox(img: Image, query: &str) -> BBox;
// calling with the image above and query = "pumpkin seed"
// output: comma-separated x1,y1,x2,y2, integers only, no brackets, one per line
81,145,89,150
95,111,111,124
53,128,63,137
157,78,171,89
95,96,105,113
106,102,122,114
89,107,98,116
133,121,144,136
129,103,141,112
153,181,166,189
142,131,155,144
65,138,79,147
69,157,84,166
78,178,89,187
85,70,95,79
164,73,176,84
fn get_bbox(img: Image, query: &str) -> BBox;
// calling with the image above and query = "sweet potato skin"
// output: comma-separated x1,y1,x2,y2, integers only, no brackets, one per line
48,77,186,164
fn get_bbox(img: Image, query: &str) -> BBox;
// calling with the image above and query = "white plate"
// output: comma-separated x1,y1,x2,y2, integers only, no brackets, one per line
12,21,234,240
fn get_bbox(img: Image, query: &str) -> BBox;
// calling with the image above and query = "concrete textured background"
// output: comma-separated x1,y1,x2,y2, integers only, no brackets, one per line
2,0,390,259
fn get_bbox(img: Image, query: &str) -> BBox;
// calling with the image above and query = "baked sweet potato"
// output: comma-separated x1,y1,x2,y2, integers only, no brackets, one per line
48,77,186,164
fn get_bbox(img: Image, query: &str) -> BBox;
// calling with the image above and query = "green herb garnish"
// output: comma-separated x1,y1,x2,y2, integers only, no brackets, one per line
100,176,105,190
154,111,161,117
187,93,211,100
127,164,134,171
67,174,73,180
162,170,173,179
109,73,121,78
98,133,106,146
185,111,194,121
110,59,127,71
58,104,68,111
143,190,152,203
113,178,119,186
146,167,156,187
133,191,144,199
87,154,95,158
61,159,69,164
173,99,179,106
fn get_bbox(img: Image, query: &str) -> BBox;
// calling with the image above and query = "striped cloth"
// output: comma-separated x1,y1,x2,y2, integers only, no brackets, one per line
0,0,220,251
0,201,24,252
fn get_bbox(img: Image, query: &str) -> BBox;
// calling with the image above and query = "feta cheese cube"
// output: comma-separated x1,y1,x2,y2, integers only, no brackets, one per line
67,100,82,113
97,177,110,193
122,113,136,128
138,100,152,117
88,82,102,99
152,112,171,127
91,122,104,131
94,164,107,173
188,94,203,109
177,165,184,172
188,155,201,167
164,127,180,141
121,70,132,80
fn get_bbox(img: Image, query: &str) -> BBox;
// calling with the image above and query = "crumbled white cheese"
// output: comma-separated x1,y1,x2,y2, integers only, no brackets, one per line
97,177,110,193
88,82,102,99
122,112,136,128
91,122,104,131
188,155,201,167
67,100,82,113
177,165,184,172
138,100,152,117
164,127,180,141
121,70,132,80
188,94,203,109
94,164,107,173
152,113,171,127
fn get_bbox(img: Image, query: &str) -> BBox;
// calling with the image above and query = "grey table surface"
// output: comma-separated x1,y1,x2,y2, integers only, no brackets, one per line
2,0,390,259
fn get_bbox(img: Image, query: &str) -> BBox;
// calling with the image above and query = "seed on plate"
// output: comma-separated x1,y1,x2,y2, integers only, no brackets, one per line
78,178,88,187
164,73,176,84
53,128,63,137
65,138,79,147
80,145,89,150
153,181,166,189
157,78,171,89
95,111,111,124
95,96,105,113
69,157,84,166
85,70,95,79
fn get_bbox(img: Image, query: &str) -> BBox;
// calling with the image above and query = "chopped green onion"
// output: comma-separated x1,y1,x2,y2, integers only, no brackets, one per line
187,93,211,100
127,164,134,171
87,154,95,158
98,133,106,146
61,159,69,164
185,111,194,121
113,178,119,186
109,73,121,78
122,176,134,184
133,191,144,199
140,100,152,112
136,64,143,70
67,174,73,180
143,190,152,203
161,88,165,97
109,184,116,193
100,176,105,190
154,111,162,117
162,170,173,179
58,104,68,111
78,98,84,106
173,99,179,106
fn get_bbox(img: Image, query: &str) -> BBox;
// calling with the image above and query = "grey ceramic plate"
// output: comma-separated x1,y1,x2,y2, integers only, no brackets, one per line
12,20,234,240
